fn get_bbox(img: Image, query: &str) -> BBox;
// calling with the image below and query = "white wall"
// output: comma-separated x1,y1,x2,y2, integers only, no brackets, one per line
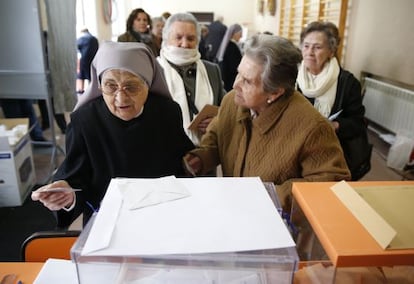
84,0,414,86
345,0,414,84
252,0,279,35
125,0,256,35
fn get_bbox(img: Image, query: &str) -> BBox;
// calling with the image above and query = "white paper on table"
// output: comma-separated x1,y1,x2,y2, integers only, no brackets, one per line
82,177,295,256
118,176,191,210
34,259,78,284
82,178,123,254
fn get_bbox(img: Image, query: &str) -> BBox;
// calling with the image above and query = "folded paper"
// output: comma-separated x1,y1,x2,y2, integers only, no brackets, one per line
118,176,191,210
331,181,414,250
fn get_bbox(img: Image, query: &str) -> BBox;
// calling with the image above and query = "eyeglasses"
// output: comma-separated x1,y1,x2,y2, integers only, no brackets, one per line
101,82,145,97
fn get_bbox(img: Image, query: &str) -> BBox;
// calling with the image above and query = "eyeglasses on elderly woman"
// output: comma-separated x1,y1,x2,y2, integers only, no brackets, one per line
100,74,148,97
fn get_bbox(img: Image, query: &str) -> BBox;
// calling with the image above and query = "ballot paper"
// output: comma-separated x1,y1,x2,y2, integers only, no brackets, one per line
82,177,295,256
34,258,120,284
118,176,191,210
187,104,219,131
34,259,78,284
328,109,343,121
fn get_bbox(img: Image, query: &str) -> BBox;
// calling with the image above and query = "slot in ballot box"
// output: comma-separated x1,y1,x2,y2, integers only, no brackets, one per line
71,178,299,284
291,181,414,284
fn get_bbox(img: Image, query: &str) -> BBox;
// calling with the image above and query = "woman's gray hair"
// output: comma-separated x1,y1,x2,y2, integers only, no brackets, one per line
162,12,201,44
300,21,340,56
243,34,302,96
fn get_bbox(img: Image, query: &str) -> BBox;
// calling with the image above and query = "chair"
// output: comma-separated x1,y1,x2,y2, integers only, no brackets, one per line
21,230,80,262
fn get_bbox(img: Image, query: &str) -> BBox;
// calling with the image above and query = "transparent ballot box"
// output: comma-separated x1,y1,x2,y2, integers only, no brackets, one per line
71,226,298,284
291,181,414,284
71,178,299,283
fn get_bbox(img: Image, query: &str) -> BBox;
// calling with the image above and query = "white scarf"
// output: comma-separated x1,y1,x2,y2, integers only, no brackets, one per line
158,46,214,144
297,57,340,118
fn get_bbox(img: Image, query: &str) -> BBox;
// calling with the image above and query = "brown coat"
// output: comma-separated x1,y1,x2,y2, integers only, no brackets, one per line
191,90,351,210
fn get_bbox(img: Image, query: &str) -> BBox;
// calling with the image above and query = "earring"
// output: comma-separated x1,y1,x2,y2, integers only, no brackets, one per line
267,99,273,104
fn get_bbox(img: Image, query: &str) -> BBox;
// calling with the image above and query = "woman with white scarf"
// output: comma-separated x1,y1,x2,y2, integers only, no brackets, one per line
297,21,368,180
157,13,225,145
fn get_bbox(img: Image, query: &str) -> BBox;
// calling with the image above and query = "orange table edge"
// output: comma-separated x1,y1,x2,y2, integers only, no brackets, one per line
0,262,44,283
292,181,414,267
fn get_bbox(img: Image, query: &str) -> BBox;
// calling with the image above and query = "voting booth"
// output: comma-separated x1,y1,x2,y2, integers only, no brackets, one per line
291,181,414,283
71,177,299,283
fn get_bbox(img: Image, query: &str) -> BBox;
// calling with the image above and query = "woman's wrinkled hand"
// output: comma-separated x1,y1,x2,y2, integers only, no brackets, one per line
197,116,213,135
31,180,75,211
183,153,202,176
330,120,339,131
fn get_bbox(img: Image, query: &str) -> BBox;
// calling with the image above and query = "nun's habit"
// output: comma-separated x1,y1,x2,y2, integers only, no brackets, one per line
55,42,194,227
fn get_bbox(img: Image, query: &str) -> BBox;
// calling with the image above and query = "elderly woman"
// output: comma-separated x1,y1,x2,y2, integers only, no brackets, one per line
215,23,243,92
157,12,225,145
150,16,165,56
297,21,369,180
32,42,194,227
184,34,350,211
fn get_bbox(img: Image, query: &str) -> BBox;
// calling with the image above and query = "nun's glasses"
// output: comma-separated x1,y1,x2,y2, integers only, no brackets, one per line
100,82,144,97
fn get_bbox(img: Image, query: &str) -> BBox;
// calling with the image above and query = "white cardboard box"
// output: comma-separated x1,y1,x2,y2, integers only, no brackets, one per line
0,118,36,207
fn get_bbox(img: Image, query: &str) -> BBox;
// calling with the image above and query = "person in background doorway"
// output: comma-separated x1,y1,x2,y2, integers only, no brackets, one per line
216,23,243,92
157,13,225,145
296,21,367,180
184,34,350,212
118,8,158,56
204,16,227,62
31,42,194,227
150,17,165,56
199,24,209,60
76,28,99,94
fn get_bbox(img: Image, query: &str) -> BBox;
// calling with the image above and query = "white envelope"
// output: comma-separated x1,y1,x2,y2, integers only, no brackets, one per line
118,176,191,210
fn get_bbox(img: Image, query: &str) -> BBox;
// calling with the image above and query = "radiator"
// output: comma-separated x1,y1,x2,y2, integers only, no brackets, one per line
363,77,414,134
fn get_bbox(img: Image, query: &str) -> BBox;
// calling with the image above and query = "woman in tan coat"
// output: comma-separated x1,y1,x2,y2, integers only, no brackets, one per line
184,34,350,211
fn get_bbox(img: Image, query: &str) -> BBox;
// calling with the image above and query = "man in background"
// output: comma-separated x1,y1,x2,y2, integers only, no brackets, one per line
76,28,99,94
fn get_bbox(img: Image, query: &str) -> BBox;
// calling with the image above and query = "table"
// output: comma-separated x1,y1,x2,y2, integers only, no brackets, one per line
292,181,414,267
0,262,43,283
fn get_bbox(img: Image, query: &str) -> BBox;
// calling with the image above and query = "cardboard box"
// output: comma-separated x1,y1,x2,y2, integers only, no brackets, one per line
0,118,36,207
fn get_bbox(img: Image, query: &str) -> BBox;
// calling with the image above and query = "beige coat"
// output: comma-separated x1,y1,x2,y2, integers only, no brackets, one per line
191,90,351,210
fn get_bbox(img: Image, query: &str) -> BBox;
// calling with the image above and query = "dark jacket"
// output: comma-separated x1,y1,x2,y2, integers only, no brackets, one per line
117,31,158,56
219,41,242,92
54,95,194,227
301,69,365,140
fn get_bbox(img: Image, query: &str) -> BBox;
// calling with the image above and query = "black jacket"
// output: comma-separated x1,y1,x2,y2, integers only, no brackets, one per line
54,95,194,227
